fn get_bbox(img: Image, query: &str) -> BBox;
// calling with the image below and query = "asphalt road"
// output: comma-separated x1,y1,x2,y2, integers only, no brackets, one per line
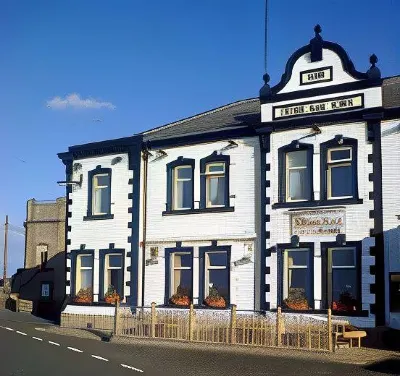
0,310,397,376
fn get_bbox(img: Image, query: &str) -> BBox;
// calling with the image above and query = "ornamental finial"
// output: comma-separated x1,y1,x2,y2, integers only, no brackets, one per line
370,54,378,67
314,24,322,35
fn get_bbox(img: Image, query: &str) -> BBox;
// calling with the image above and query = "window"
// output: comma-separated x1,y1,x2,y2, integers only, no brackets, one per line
173,166,193,210
282,249,312,309
92,173,111,215
286,150,311,201
390,274,400,312
327,247,359,312
200,152,230,209
36,244,48,266
205,163,226,207
104,254,123,298
327,147,353,199
167,251,193,305
278,142,313,204
75,254,93,295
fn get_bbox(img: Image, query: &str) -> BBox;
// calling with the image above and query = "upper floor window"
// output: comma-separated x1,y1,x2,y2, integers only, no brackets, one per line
85,165,113,219
278,142,313,203
200,152,230,209
166,157,195,212
321,136,358,201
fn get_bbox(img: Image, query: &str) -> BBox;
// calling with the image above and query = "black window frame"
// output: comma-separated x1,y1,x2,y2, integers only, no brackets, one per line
389,272,400,313
277,242,314,310
69,249,95,302
199,245,231,309
84,165,114,221
278,141,314,204
320,136,359,201
164,247,194,306
200,152,230,209
321,241,362,314
99,248,125,303
165,157,195,212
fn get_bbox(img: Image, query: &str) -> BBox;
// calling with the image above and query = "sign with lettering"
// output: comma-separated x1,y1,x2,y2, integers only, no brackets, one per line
41,283,50,297
300,67,333,85
273,94,364,120
291,209,345,236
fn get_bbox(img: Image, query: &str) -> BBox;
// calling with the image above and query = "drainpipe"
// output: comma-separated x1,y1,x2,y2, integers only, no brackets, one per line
141,148,149,307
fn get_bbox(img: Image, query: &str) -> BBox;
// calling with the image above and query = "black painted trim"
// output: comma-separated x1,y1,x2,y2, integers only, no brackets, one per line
166,157,195,212
99,248,125,301
164,247,194,306
272,198,363,209
199,245,231,307
277,243,315,308
83,214,114,221
86,165,112,219
70,249,95,300
162,207,234,216
200,151,230,209
300,66,333,86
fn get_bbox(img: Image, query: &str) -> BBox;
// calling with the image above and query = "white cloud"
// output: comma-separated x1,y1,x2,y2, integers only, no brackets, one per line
46,93,116,110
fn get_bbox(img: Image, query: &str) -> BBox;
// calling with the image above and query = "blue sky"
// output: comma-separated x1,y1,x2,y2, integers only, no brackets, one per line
0,0,399,275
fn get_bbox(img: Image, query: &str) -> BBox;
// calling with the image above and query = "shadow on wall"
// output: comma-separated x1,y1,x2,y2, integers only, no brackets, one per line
11,252,66,322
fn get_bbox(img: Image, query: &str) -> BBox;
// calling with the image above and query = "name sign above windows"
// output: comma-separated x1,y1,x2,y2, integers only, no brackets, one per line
273,94,364,120
291,209,346,236
300,67,333,86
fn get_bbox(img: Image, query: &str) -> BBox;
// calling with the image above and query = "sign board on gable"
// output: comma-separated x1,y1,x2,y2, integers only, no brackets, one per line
273,94,364,120
300,66,333,85
291,209,345,236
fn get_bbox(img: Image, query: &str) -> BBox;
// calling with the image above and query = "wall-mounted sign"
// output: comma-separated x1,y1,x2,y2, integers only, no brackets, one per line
273,94,364,120
291,209,345,236
300,67,333,85
40,281,53,301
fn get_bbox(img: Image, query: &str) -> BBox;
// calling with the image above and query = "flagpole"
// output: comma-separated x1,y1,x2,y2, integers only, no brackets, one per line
3,215,8,283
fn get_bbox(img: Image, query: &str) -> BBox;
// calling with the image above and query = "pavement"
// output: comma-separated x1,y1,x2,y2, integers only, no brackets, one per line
0,309,399,376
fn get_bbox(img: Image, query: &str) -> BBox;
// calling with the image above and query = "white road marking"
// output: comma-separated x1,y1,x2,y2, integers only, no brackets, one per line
16,331,27,336
32,337,43,341
48,341,60,346
35,327,46,332
91,355,109,362
5,327,14,331
121,364,144,373
67,347,83,353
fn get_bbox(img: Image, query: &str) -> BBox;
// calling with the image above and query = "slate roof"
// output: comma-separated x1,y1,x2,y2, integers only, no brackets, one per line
142,98,261,142
383,76,400,109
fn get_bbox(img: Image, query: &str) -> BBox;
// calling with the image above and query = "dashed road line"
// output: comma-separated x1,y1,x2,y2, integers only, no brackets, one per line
67,347,83,353
35,327,46,332
5,327,14,331
48,341,60,346
16,331,27,336
121,364,144,373
91,355,109,361
32,337,43,341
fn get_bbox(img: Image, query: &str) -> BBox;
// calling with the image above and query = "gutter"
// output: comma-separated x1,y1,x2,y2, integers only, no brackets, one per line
141,149,149,307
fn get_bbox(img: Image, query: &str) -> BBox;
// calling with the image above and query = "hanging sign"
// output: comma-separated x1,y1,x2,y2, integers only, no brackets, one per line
273,94,364,120
300,66,333,85
291,209,346,236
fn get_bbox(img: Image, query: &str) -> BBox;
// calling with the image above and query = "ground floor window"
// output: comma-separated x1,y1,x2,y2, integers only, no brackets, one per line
282,248,312,310
323,245,360,312
390,274,400,312
102,252,124,302
73,253,94,303
166,249,193,306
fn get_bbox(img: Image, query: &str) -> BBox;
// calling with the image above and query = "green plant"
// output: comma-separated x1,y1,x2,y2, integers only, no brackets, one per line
283,288,309,310
205,285,226,308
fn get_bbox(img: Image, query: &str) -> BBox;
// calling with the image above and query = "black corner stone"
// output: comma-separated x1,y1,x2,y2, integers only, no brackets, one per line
370,284,376,294
369,192,374,200
265,197,271,205
266,163,271,171
266,180,271,188
370,246,376,256
67,212,72,218
128,222,133,229
265,231,271,239
265,266,271,274
370,229,375,237
368,154,373,163
370,304,376,314
368,173,374,182
127,252,132,257
127,236,132,243
127,266,132,272
128,193,133,200
109,243,115,249
265,214,271,222
265,284,270,293
67,239,71,245
125,281,131,287
176,241,182,248
66,280,70,286
128,178,133,185
370,265,376,275
128,207,133,214
369,210,375,219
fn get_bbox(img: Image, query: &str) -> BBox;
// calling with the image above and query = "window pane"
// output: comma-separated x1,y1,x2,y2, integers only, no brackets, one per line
108,254,122,268
96,175,110,187
208,252,227,267
286,269,310,302
80,255,93,268
332,269,358,311
80,269,93,289
288,169,309,200
173,269,192,297
287,150,307,168
332,249,355,267
174,253,191,268
287,250,308,267
207,164,224,173
107,269,122,294
176,167,192,180
176,180,192,208
330,165,353,197
330,149,351,161
208,269,229,301
208,176,225,206
390,274,400,312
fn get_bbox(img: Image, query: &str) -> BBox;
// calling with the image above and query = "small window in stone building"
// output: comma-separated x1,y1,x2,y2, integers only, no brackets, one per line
36,244,48,266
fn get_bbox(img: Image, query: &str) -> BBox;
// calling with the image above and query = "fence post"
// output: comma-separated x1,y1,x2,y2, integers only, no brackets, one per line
308,324,312,350
189,303,194,341
113,299,120,336
151,302,156,338
327,308,333,352
276,306,282,347
230,304,237,344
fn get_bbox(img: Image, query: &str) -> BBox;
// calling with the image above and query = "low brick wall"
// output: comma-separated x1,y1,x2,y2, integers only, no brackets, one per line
19,299,33,313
